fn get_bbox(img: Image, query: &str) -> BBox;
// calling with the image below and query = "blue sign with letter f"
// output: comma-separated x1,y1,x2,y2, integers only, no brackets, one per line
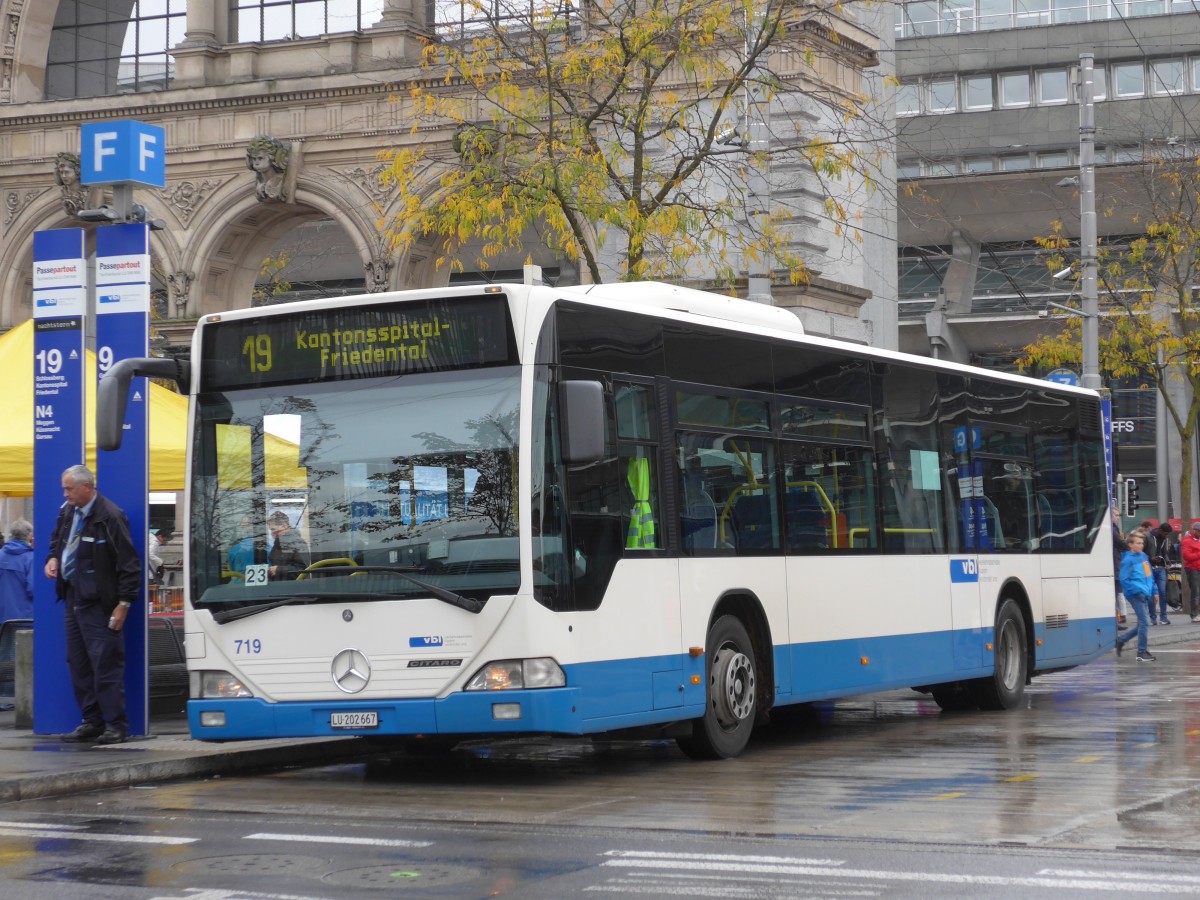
80,120,166,188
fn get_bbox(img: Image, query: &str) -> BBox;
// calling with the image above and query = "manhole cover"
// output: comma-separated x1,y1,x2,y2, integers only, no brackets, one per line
172,854,326,876
323,863,482,889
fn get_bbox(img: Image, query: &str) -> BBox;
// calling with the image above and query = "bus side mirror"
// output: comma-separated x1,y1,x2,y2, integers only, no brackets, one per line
559,380,605,463
98,357,191,450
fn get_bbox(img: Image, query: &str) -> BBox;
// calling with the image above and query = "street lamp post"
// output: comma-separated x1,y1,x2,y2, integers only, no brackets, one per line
745,18,772,305
1079,53,1101,393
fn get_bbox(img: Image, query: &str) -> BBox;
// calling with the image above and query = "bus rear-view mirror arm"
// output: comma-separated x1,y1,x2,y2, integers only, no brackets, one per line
98,356,192,451
559,380,605,463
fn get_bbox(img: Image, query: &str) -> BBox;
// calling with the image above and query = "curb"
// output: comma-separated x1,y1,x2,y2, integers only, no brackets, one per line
1142,620,1199,648
0,735,379,804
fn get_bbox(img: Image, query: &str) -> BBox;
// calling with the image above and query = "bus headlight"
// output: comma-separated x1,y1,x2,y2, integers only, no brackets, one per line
199,671,254,699
464,658,566,691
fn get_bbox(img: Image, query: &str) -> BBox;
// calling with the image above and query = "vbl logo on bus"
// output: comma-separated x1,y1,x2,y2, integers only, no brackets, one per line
410,635,444,648
951,558,979,583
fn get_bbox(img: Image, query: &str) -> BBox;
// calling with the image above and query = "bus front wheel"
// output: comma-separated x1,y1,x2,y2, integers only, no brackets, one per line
678,615,758,760
969,599,1028,710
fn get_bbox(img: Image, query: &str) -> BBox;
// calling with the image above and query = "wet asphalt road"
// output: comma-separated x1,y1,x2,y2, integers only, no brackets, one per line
0,646,1199,898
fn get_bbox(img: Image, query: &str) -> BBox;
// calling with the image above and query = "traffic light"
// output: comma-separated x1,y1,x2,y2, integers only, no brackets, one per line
1124,477,1139,517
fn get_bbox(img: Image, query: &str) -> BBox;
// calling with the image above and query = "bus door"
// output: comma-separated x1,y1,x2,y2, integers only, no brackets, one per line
970,425,1049,660
949,425,985,671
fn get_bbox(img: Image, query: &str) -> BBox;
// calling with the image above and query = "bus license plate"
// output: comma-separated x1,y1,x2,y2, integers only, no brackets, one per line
330,712,378,729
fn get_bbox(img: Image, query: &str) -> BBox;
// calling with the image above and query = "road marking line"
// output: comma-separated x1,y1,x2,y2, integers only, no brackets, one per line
587,879,880,897
932,792,965,800
0,821,85,831
147,889,336,900
1004,774,1039,782
589,874,882,898
603,850,844,866
0,825,194,845
1133,741,1158,748
1075,756,1102,762
599,856,1198,892
1040,869,1200,885
245,832,433,848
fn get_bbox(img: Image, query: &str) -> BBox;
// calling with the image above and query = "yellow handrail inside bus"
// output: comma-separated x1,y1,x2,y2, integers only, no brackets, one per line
716,441,766,545
297,558,359,580
718,483,762,546
784,480,839,549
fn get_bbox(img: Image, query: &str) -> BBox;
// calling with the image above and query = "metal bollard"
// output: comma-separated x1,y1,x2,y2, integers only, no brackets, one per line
14,628,32,729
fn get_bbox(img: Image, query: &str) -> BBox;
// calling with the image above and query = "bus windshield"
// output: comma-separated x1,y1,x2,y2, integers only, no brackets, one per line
189,367,521,615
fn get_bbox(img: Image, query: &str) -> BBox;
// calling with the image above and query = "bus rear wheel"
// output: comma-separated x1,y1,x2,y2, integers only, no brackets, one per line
930,682,975,711
677,615,758,760
969,599,1028,710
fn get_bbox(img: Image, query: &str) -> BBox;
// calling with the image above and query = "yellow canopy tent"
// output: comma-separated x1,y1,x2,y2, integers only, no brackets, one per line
0,319,188,495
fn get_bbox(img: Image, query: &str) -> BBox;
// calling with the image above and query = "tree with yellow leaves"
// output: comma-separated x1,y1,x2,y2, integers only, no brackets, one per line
1021,153,1200,522
386,0,882,286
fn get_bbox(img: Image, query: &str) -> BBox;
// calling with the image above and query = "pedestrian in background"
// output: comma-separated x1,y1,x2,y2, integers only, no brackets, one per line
1115,531,1158,662
1147,522,1174,625
1111,505,1128,623
1181,520,1200,623
43,465,141,745
147,528,168,585
0,518,34,623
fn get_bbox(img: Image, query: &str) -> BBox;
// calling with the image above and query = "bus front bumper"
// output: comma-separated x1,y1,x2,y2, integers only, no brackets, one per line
187,687,584,740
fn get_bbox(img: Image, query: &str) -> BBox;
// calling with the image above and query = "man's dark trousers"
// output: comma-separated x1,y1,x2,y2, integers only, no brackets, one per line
63,585,126,732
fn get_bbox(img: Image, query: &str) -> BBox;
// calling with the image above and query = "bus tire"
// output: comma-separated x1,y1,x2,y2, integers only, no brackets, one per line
677,615,757,760
930,682,975,711
969,599,1027,710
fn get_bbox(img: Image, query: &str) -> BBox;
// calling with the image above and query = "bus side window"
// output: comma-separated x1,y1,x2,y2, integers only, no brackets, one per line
724,438,778,554
785,489,828,551
624,449,658,550
876,367,945,553
680,454,718,551
983,459,1034,552
615,383,660,553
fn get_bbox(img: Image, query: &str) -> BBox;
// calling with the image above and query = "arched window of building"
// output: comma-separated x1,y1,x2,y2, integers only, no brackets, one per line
46,1,188,100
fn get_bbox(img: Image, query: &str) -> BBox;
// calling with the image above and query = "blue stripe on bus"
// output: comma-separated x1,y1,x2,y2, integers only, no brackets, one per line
187,615,1117,740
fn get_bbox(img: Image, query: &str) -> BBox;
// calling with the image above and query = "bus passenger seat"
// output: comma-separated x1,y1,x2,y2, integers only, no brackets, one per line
786,491,828,551
732,494,775,550
682,487,718,550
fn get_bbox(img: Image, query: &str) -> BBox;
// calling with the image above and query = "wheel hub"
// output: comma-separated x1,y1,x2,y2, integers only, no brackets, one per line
712,646,755,728
997,619,1020,691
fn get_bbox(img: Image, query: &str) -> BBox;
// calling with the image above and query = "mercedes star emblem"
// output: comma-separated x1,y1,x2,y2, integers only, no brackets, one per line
331,647,371,693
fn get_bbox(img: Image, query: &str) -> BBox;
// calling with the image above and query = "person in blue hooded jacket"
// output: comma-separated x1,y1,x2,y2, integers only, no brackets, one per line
0,518,34,623
1116,531,1159,662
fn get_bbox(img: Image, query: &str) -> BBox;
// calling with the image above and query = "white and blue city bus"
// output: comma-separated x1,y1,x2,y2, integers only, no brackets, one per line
99,282,1115,758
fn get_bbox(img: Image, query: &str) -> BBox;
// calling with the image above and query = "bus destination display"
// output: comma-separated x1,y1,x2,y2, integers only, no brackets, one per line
200,294,518,390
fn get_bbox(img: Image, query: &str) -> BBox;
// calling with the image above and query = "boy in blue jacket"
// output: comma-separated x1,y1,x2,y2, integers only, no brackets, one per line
1116,532,1159,661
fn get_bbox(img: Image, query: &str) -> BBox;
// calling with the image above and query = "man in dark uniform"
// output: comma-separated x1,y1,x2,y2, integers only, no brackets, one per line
43,465,141,744
267,511,309,580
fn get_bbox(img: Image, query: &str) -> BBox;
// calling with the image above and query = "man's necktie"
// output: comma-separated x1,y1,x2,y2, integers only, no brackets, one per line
61,510,84,582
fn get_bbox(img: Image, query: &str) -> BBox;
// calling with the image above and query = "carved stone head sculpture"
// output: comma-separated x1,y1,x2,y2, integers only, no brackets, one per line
245,136,291,202
55,151,90,216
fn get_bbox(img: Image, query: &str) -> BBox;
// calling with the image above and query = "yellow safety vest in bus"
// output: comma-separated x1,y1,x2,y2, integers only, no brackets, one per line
626,455,657,549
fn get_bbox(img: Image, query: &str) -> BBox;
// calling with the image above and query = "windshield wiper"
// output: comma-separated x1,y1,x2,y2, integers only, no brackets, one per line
211,596,321,624
286,565,484,614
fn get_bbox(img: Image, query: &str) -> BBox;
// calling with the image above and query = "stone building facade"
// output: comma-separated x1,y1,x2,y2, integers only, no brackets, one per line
0,1,894,349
